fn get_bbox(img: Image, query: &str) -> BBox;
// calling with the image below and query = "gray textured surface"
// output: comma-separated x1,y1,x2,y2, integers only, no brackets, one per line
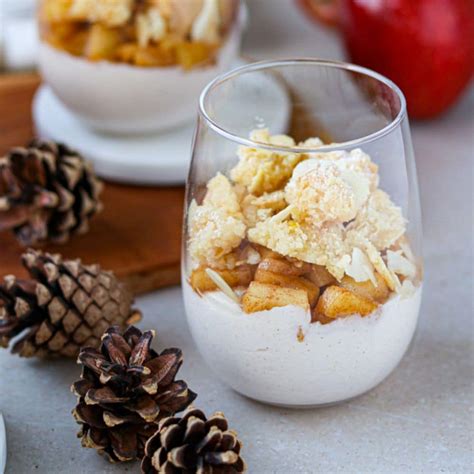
1,1,473,473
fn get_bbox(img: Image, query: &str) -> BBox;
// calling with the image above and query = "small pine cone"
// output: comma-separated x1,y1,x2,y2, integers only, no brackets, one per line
141,407,246,474
0,139,103,246
72,326,197,463
0,249,140,358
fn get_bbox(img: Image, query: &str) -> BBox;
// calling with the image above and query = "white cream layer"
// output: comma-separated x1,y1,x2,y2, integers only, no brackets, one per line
183,282,422,406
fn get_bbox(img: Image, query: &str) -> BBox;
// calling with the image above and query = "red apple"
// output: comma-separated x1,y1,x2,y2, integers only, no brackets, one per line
340,0,474,119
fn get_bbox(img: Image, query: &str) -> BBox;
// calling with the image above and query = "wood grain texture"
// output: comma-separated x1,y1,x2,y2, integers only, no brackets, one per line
0,74,183,294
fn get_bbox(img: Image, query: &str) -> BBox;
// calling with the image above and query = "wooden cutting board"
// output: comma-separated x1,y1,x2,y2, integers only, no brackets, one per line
0,73,183,295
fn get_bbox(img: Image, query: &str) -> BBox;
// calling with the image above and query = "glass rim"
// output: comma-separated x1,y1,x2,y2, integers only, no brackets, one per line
198,58,407,153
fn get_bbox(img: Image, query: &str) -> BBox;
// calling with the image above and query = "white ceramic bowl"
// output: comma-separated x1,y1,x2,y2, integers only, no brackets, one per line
38,24,242,134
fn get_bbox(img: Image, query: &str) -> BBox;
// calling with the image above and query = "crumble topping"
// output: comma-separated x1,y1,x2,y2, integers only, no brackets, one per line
188,174,246,268
241,191,287,227
69,0,133,26
285,159,370,226
346,189,405,251
188,129,418,297
248,220,348,280
230,129,306,195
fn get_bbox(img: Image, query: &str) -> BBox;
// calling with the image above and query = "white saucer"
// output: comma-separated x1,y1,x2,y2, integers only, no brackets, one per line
33,77,291,185
33,86,195,185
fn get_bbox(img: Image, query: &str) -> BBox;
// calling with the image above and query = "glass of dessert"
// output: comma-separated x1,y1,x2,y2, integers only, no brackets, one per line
182,59,423,407
37,0,242,133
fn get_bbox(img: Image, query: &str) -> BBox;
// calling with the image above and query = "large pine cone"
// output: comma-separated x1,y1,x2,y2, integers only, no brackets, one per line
0,139,103,246
72,325,197,463
141,407,246,474
0,249,140,358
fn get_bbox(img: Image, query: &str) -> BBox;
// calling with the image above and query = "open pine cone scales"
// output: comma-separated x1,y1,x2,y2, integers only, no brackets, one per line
141,407,246,474
72,326,197,463
0,139,103,246
0,249,140,358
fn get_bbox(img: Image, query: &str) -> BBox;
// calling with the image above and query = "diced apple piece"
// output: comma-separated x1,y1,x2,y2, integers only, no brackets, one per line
190,266,254,293
258,257,309,277
242,282,309,313
340,273,389,303
311,311,333,325
305,265,336,287
315,286,378,320
254,268,319,307
254,246,280,260
84,24,122,60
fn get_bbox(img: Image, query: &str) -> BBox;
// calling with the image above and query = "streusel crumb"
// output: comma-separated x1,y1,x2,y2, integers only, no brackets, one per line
69,0,133,26
346,189,405,251
230,129,307,195
285,160,370,226
248,219,349,279
188,174,246,267
241,191,287,227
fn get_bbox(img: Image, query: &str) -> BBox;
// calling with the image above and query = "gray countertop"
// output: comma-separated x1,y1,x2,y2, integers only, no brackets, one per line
1,1,473,472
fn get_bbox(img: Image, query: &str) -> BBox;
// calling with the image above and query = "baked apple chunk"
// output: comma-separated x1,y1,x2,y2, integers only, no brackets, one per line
242,282,309,313
254,268,319,307
313,285,378,323
190,266,255,293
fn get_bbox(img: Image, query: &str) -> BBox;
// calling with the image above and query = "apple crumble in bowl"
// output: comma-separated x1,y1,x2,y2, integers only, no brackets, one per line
38,0,242,133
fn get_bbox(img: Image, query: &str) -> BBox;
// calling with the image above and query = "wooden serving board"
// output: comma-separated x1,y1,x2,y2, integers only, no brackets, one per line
0,73,183,295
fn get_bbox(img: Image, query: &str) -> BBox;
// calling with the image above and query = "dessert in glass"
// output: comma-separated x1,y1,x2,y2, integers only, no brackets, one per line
38,0,242,133
182,60,423,407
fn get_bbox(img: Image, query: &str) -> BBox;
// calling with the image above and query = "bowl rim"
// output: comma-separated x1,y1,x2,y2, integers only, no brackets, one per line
198,58,408,153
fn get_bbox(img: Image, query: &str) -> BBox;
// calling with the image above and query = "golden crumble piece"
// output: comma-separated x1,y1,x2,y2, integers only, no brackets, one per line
314,285,378,321
242,282,309,313
241,191,287,227
285,160,370,226
338,149,379,191
296,148,379,190
69,0,133,27
346,189,406,251
248,218,348,280
190,265,255,293
188,174,246,267
340,273,389,304
230,129,307,196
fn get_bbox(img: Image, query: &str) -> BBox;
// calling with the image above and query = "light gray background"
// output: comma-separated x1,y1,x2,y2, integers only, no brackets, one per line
1,1,473,472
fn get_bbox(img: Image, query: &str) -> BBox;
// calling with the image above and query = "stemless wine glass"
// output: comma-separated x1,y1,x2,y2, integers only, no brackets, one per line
183,59,423,407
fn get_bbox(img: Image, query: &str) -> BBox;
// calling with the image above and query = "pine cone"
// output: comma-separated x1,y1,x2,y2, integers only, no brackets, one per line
0,139,103,246
72,326,197,463
0,249,140,358
141,407,246,474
